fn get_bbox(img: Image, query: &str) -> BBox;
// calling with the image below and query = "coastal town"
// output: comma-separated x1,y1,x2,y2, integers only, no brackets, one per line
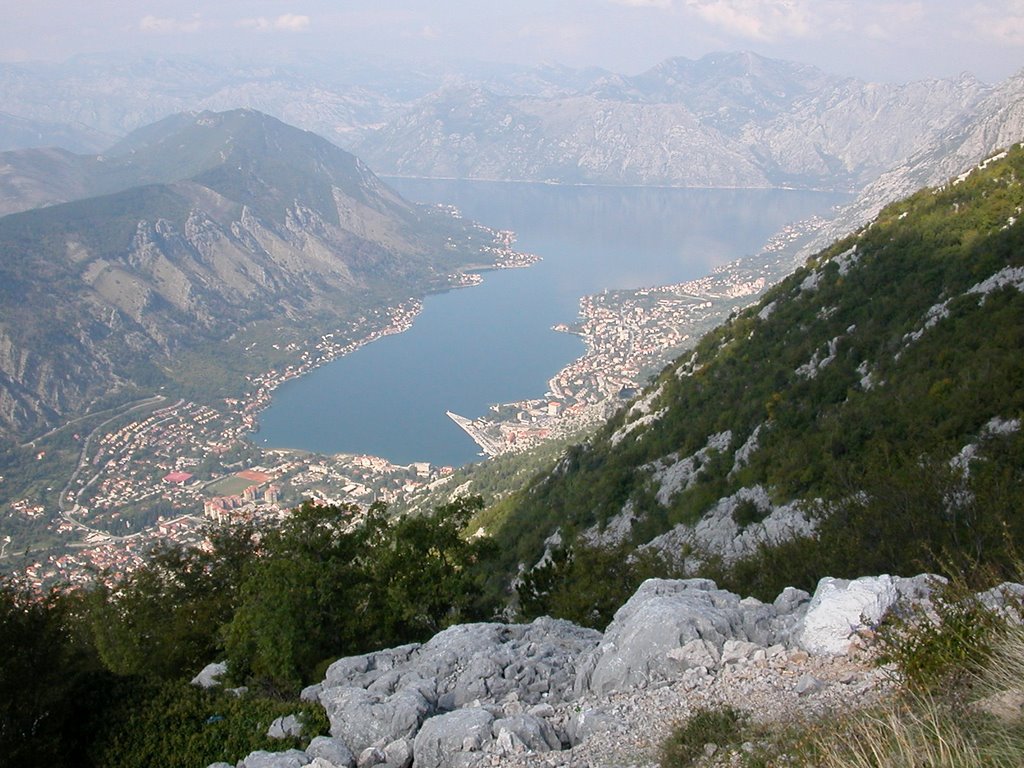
3,223,536,590
445,217,825,457
2,216,824,590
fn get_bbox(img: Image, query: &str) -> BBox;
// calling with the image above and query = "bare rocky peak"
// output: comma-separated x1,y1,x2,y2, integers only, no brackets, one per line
806,68,1024,254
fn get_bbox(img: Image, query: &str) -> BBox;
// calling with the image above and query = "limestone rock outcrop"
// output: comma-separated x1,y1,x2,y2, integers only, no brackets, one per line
796,574,938,655
573,578,803,696
299,617,599,758
223,573,982,768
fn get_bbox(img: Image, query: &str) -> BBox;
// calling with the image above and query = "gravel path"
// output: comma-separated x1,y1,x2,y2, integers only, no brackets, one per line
495,648,894,767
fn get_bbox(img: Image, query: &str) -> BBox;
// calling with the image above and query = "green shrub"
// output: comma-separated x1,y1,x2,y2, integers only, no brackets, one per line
516,542,673,629
0,581,117,768
90,679,329,768
731,498,768,529
223,497,499,693
660,706,748,767
875,576,1014,692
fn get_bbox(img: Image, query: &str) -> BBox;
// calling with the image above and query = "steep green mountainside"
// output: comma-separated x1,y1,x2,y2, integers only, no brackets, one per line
492,146,1024,591
0,109,491,443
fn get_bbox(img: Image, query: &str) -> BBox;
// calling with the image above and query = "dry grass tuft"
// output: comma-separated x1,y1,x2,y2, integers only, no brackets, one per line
798,612,1024,768
807,695,990,768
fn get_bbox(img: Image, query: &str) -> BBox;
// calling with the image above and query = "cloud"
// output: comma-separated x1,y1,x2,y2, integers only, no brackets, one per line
680,0,813,41
671,0,933,44
610,0,674,8
969,1,1024,45
276,14,311,32
860,2,925,41
516,21,591,53
239,14,311,33
139,15,204,34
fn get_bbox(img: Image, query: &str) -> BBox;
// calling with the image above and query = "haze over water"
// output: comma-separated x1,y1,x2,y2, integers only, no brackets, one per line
254,181,849,466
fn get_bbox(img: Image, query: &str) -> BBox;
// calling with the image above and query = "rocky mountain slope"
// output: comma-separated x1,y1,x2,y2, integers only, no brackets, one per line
354,52,989,190
482,145,1024,596
0,109,494,442
812,69,1024,249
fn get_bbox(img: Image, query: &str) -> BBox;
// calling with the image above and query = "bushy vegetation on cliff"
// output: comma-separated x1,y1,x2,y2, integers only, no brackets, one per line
504,146,1024,618
0,497,497,767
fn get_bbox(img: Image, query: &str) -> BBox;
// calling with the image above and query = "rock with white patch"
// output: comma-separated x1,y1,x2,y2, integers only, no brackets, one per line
610,409,667,447
267,714,305,740
412,708,494,768
730,425,762,475
305,736,356,768
968,266,1024,298
239,750,311,768
645,431,733,507
796,574,938,655
316,618,600,754
191,661,227,689
642,486,815,567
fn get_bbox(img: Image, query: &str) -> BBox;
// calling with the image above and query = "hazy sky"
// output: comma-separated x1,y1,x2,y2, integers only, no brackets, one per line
3,1,1024,84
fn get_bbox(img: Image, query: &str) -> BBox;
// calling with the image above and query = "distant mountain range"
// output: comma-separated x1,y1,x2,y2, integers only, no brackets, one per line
2,52,1020,193
0,111,113,155
0,109,493,442
0,53,470,151
355,52,1000,190
813,69,1024,245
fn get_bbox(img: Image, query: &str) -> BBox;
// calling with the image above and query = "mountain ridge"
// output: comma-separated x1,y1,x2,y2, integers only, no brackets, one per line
0,109,496,442
354,52,993,190
0,52,1005,193
810,70,1024,250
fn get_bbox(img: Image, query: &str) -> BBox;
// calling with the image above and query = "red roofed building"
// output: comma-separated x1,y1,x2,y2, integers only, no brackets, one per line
163,471,194,485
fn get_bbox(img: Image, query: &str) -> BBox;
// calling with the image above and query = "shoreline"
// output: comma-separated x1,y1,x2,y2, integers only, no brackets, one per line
238,227,541,451
384,174,854,195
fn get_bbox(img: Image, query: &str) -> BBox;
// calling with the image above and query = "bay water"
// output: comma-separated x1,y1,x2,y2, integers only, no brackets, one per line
253,181,849,465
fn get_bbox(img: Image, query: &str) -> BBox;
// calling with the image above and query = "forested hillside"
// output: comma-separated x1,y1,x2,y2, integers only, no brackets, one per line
493,146,1024,618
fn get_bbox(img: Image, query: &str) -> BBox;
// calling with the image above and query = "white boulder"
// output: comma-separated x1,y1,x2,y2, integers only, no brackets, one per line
797,574,937,655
